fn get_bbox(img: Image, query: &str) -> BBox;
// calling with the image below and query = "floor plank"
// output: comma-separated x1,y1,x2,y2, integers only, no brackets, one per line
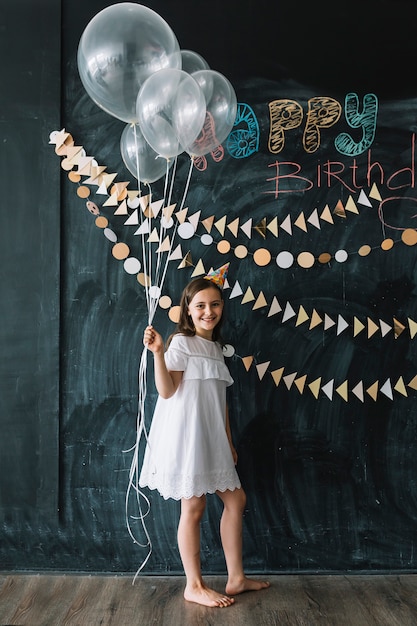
1,573,417,625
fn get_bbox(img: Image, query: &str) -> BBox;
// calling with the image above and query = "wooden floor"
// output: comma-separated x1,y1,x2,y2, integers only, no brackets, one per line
1,572,417,625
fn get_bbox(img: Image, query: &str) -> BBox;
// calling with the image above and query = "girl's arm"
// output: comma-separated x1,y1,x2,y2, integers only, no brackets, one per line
225,404,238,465
143,325,183,399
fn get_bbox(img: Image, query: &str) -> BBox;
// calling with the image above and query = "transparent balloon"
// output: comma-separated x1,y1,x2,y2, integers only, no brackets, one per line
77,3,181,123
136,68,206,159
180,49,210,74
120,123,172,184
186,70,238,157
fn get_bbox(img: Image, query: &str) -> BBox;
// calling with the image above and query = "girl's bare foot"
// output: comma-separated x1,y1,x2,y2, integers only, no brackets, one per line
184,582,235,607
225,576,270,596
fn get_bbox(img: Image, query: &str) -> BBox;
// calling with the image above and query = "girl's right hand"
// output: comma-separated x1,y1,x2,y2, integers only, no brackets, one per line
143,325,164,354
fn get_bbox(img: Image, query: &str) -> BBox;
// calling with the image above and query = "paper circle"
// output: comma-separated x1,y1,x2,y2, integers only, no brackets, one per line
253,248,271,266
112,242,130,260
149,285,161,300
137,273,151,287
61,158,73,171
127,196,140,209
217,240,231,254
402,228,417,246
68,171,81,183
201,234,213,246
95,216,108,228
318,252,332,264
276,251,294,269
297,251,315,268
178,222,195,239
104,228,117,242
77,186,90,199
381,238,394,251
168,305,181,323
123,257,141,274
161,216,174,229
158,295,172,309
234,245,248,259
223,344,235,357
335,249,348,263
358,244,372,257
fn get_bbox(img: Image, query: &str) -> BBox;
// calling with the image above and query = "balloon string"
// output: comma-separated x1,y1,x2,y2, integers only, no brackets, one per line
133,123,142,193
126,156,194,580
179,156,195,211
124,345,153,583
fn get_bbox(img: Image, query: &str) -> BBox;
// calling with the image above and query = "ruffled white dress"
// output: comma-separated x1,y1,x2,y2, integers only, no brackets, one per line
139,334,241,500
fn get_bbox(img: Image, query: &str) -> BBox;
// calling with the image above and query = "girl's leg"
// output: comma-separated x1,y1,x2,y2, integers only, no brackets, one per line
216,488,270,595
178,495,234,607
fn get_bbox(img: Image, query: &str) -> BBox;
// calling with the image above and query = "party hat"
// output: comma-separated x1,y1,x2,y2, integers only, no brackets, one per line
204,262,229,288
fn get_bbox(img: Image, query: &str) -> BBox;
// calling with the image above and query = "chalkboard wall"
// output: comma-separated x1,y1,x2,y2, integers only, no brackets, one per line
2,0,417,575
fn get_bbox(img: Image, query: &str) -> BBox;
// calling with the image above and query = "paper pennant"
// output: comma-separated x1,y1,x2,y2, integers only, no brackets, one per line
267,216,278,237
336,380,348,401
307,208,320,230
308,377,322,399
282,301,296,322
268,296,282,317
366,381,379,401
227,217,240,237
283,372,297,389
229,281,243,298
280,215,292,235
256,361,270,380
253,291,268,310
191,259,206,277
241,287,255,304
178,251,193,269
358,189,372,207
242,356,253,371
271,367,284,386
322,379,334,400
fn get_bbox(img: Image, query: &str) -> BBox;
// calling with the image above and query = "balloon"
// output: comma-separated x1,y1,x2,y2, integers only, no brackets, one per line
120,123,172,184
136,68,206,159
180,49,210,74
77,3,181,123
185,70,238,157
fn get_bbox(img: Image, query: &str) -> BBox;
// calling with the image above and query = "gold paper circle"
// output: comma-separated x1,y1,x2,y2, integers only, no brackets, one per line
137,273,151,287
112,242,130,260
68,171,81,183
318,252,332,264
234,245,248,259
253,248,271,266
95,216,108,229
358,244,372,257
402,228,417,246
158,295,172,309
168,305,181,323
77,186,90,199
297,251,315,268
381,238,394,251
217,240,231,254
60,158,73,171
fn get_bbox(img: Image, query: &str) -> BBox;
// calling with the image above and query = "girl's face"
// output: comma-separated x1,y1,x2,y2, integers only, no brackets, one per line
187,286,224,340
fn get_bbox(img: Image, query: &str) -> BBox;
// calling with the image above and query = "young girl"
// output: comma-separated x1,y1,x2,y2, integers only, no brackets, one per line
139,275,269,608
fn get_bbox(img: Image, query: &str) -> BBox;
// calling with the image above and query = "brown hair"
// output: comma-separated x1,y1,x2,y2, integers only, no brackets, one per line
167,278,225,346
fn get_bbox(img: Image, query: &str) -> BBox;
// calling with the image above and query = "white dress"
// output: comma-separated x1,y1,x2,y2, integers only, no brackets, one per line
139,334,241,500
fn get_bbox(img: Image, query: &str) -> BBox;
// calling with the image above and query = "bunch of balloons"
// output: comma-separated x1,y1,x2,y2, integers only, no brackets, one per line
77,2,238,184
